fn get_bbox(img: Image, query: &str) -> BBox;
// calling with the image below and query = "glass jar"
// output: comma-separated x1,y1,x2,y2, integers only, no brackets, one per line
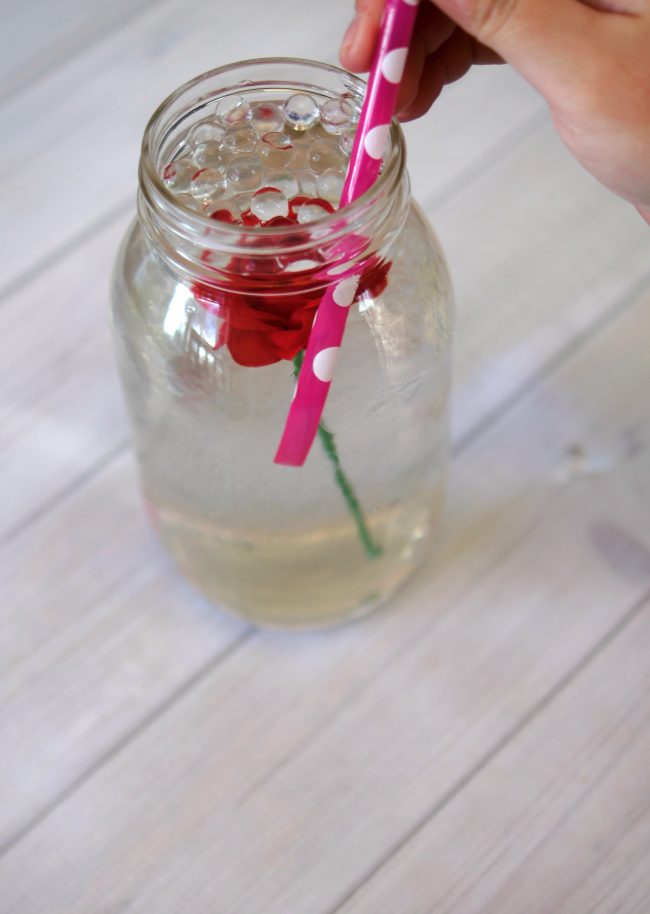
111,58,453,628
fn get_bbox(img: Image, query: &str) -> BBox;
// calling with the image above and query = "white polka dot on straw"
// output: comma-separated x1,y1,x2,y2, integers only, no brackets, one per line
364,124,390,160
332,276,359,307
274,0,420,467
313,347,339,382
381,47,408,84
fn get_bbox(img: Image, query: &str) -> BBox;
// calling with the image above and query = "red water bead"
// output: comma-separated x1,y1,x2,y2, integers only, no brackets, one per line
254,185,283,196
255,104,277,119
287,195,311,216
162,163,176,181
240,210,261,227
209,209,238,224
306,197,335,214
261,132,293,149
265,216,295,227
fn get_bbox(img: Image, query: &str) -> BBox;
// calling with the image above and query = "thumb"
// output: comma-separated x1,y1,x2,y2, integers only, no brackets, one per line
431,0,604,97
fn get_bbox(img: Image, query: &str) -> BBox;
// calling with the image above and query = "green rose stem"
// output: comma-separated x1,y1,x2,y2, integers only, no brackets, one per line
293,351,382,560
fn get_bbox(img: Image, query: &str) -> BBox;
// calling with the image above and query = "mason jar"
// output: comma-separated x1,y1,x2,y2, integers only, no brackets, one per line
111,58,454,628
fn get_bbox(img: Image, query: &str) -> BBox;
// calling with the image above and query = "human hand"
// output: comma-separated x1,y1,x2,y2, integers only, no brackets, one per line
341,0,650,222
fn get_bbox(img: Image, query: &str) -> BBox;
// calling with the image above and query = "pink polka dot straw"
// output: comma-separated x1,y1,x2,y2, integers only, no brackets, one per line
274,0,420,467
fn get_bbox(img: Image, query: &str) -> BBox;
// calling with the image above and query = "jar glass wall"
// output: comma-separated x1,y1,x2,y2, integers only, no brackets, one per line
111,59,453,628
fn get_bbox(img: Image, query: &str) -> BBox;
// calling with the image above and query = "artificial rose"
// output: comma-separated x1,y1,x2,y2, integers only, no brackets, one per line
190,203,391,367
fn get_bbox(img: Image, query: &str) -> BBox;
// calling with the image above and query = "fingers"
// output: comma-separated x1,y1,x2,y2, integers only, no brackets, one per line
340,0,504,122
430,0,605,94
341,1,455,73
398,30,502,121
340,0,385,72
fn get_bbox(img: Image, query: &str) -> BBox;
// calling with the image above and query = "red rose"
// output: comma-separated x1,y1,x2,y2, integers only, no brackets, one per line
190,205,391,367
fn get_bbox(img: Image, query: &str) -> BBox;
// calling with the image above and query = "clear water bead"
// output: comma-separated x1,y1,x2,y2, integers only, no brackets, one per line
266,171,299,198
339,127,356,157
225,155,264,191
250,188,289,222
295,202,332,225
190,167,227,200
250,103,284,134
204,200,238,219
317,169,345,203
230,193,254,215
320,98,355,135
283,93,320,131
188,119,225,146
298,171,318,196
307,140,341,175
215,95,251,126
258,132,294,168
162,159,195,193
223,123,259,154
174,192,204,212
192,141,226,169
340,92,361,123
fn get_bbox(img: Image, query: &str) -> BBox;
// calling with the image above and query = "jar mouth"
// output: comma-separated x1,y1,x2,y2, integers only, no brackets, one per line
139,57,407,259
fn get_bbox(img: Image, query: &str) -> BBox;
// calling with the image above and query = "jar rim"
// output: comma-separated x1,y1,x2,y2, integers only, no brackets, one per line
139,57,406,252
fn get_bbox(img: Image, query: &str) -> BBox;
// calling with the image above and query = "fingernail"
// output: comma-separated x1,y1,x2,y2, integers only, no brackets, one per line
341,14,361,57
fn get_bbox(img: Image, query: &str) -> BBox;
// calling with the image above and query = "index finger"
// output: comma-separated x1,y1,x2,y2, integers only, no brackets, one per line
340,0,385,72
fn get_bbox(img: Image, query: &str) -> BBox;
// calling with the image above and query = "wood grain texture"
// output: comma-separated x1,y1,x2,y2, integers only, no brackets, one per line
1,268,648,911
336,599,650,914
0,0,159,102
2,0,650,908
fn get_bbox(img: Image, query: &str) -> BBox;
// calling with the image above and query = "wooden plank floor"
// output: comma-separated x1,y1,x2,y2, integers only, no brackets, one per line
1,0,649,910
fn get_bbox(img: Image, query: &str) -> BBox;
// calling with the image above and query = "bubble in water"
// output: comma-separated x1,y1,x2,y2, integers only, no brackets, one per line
317,169,345,203
215,95,251,126
190,167,227,200
188,119,225,146
192,141,226,169
308,140,342,175
162,159,196,193
339,127,356,157
258,132,294,168
266,171,299,198
320,98,355,135
283,93,320,131
225,155,264,191
250,103,284,134
250,188,290,222
223,123,259,154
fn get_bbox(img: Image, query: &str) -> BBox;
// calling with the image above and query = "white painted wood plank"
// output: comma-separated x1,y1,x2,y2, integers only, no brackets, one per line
0,0,157,102
431,126,650,446
335,600,650,914
1,273,648,909
1,450,248,847
0,214,131,540
0,0,542,292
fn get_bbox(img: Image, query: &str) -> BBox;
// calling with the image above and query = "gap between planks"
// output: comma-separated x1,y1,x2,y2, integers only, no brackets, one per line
324,589,650,914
